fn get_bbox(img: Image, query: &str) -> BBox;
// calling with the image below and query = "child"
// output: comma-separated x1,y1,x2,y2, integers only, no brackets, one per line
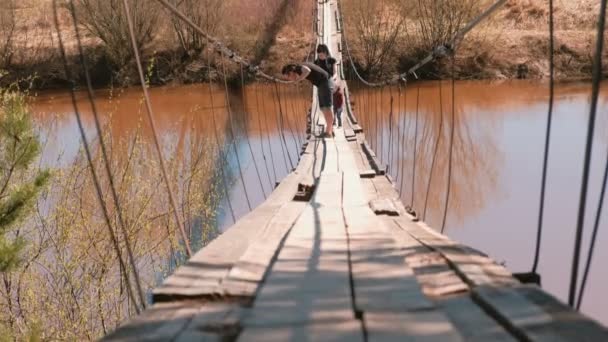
282,63,335,137
333,83,344,128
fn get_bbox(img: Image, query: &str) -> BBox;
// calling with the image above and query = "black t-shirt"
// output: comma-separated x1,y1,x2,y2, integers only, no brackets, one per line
314,57,337,77
302,62,329,86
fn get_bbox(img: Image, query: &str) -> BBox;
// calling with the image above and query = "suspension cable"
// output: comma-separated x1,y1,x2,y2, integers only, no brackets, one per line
531,0,555,275
569,0,608,308
277,83,301,159
441,55,456,234
122,0,192,257
388,90,395,171
219,55,253,212
253,82,275,191
274,86,292,175
336,0,507,87
52,0,141,314
577,147,608,309
239,65,268,200
409,84,420,210
154,0,290,83
398,84,407,195
273,81,296,170
65,0,146,309
206,77,237,224
260,82,280,183
423,81,444,221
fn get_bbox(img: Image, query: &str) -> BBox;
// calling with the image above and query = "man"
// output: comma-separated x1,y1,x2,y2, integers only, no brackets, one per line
282,63,335,137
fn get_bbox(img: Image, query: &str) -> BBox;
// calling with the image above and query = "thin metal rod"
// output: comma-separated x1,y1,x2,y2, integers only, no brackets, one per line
531,0,555,274
423,81,444,221
410,84,420,208
218,55,252,212
66,0,146,309
239,65,267,199
441,57,456,234
52,0,140,313
122,0,192,257
569,0,607,308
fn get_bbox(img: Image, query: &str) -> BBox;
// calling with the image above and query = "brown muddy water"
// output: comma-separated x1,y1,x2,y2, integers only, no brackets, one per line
31,80,608,326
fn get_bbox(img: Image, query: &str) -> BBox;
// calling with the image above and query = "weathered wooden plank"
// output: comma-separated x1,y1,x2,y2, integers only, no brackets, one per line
473,285,608,342
153,209,278,302
153,174,309,302
173,303,242,342
359,170,376,178
238,320,364,342
472,285,565,341
394,218,519,288
221,202,308,297
371,175,401,201
369,198,399,216
321,139,339,174
102,302,202,341
243,204,354,327
344,128,355,139
365,311,464,342
343,205,434,313
382,217,469,298
312,172,343,208
335,137,359,175
438,295,517,342
342,171,368,207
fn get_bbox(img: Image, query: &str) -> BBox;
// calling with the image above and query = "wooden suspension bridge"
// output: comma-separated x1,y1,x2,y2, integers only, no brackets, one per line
103,0,608,340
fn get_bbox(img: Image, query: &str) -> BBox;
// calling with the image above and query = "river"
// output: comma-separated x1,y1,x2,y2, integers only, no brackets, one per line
30,79,608,326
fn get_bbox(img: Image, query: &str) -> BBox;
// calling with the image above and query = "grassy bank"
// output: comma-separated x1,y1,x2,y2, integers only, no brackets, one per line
1,0,605,90
342,0,607,81
0,0,314,89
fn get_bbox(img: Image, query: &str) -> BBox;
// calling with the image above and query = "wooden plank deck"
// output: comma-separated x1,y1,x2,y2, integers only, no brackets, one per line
102,0,608,340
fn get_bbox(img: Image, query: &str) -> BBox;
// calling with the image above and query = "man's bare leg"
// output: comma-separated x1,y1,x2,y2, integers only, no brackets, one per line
322,107,333,136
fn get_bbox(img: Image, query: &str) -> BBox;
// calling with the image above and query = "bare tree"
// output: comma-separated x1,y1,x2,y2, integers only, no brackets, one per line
0,0,16,69
347,0,404,77
74,0,160,71
403,0,488,51
168,0,224,57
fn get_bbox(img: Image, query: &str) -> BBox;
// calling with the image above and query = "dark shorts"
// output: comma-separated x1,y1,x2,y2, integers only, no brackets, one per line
317,79,334,110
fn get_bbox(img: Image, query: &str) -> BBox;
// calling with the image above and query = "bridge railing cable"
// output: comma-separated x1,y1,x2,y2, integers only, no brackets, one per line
122,0,193,257
569,0,608,308
154,0,291,84
52,0,144,313
337,0,507,87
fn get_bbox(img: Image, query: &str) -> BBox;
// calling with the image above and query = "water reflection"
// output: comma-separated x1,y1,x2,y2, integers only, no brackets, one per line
23,79,608,334
21,82,311,339
351,81,502,226
351,79,608,325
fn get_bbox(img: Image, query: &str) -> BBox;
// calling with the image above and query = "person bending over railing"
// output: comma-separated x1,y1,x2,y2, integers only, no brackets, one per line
282,63,335,138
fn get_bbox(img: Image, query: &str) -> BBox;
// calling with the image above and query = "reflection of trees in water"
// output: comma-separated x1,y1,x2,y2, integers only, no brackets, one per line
352,81,502,228
0,114,228,339
5,83,311,339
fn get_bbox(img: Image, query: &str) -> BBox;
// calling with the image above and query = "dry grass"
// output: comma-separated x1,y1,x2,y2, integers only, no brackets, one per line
342,0,607,80
1,0,314,88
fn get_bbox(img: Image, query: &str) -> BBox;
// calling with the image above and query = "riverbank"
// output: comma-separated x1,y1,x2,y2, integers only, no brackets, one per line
0,0,605,90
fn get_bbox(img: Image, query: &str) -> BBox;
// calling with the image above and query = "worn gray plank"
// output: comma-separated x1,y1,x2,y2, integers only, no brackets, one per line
369,198,399,216
438,295,517,342
394,218,518,287
173,303,242,342
472,285,566,341
243,201,353,327
221,202,308,297
365,311,464,342
343,205,434,312
238,320,364,342
102,302,202,342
